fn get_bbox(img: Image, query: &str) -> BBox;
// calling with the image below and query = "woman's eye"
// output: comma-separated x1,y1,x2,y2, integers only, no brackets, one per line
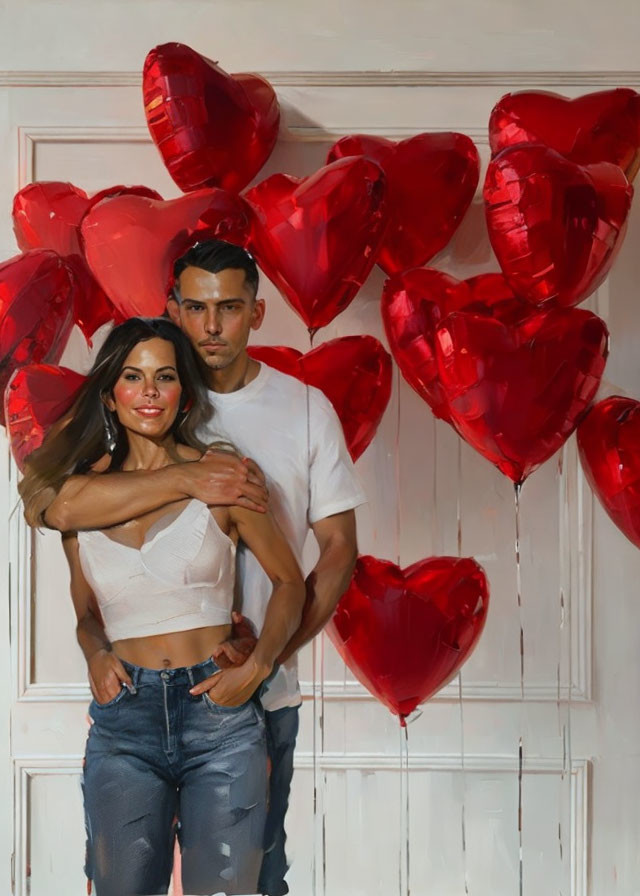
158,374,177,381
123,373,139,381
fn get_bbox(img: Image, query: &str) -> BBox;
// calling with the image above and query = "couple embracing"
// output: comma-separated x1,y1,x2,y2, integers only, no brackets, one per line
20,239,365,896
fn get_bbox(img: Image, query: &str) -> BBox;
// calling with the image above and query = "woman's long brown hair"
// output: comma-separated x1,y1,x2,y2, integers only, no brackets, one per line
19,317,213,526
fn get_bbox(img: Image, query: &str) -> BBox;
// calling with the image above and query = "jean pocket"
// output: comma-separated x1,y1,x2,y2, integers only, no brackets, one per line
91,685,129,710
202,691,249,714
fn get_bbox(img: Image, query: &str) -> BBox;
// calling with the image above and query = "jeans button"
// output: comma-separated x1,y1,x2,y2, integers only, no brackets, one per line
160,671,170,682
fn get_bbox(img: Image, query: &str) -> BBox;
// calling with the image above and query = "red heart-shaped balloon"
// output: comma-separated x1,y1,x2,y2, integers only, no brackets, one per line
326,555,489,721
435,306,608,482
0,250,75,425
327,132,479,275
81,189,251,318
12,182,162,340
143,42,280,193
382,268,526,423
4,364,86,471
489,88,640,181
577,396,640,549
247,335,392,460
484,144,633,308
246,156,387,334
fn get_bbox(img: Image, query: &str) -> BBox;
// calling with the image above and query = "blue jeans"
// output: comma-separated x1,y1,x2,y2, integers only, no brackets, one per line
257,704,300,896
82,657,267,896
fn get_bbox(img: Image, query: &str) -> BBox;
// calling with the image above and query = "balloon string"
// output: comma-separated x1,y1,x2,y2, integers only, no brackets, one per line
398,722,410,896
557,451,565,882
458,673,470,895
456,438,462,557
431,417,439,555
514,482,524,698
456,441,469,892
514,481,524,896
557,446,573,892
305,365,324,896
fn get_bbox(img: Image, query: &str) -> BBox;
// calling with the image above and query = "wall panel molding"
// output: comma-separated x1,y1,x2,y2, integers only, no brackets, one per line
2,70,640,88
11,755,588,896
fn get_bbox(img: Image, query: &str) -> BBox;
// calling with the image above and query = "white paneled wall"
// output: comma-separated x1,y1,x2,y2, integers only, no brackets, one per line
1,4,640,893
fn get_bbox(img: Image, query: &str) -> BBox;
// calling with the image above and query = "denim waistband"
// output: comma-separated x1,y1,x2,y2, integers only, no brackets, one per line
120,656,220,688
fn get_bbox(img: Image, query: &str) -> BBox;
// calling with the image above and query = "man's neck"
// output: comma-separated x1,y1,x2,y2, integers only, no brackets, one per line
208,353,261,394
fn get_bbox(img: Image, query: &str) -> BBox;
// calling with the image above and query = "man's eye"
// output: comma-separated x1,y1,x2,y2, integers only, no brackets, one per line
223,304,239,312
187,304,205,312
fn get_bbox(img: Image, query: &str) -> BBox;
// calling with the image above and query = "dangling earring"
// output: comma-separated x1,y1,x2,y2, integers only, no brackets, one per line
101,403,118,455
176,396,193,430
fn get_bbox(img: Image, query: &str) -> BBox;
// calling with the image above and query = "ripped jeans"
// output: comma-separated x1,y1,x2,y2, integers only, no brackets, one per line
82,657,267,896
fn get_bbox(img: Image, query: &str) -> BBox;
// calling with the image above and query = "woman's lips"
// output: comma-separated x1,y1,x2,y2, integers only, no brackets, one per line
134,406,164,417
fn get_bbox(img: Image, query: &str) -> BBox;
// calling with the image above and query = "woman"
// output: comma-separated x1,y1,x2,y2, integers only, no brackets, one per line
19,317,305,896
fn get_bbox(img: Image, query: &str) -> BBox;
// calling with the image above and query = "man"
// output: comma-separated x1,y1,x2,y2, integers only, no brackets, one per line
44,239,365,896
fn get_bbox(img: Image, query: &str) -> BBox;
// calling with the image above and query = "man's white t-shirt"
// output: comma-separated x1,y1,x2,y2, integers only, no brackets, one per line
198,362,367,712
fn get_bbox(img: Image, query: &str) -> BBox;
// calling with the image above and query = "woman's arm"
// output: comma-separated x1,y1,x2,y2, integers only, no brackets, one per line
189,508,305,705
61,533,133,703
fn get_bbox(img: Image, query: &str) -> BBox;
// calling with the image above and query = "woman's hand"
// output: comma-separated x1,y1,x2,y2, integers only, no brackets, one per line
189,655,271,707
88,648,133,705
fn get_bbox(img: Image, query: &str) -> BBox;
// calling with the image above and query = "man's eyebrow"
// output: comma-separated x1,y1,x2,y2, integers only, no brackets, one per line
181,296,247,304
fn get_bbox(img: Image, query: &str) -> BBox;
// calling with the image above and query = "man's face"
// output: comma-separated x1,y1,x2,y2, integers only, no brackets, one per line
167,266,265,371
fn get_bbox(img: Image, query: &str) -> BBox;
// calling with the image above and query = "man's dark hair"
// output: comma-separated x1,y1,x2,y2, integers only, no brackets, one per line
172,239,259,299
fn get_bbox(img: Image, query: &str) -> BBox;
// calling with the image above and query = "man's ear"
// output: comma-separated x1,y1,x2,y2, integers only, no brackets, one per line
250,298,266,331
166,297,181,326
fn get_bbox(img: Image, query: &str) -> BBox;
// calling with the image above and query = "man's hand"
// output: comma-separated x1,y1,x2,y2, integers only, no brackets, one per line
182,451,268,512
212,611,258,669
189,655,271,707
87,649,133,705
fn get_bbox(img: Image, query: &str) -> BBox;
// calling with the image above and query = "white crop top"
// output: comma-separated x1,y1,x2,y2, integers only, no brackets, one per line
77,499,236,642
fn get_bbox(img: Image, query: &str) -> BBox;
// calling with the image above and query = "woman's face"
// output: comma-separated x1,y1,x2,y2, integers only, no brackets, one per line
105,337,183,439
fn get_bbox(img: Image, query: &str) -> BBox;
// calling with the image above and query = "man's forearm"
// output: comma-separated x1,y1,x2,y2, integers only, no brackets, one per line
254,582,305,671
45,466,188,531
278,541,357,663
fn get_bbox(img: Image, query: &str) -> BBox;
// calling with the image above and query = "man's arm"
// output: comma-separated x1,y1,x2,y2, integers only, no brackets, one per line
277,509,357,664
43,452,268,531
189,507,305,705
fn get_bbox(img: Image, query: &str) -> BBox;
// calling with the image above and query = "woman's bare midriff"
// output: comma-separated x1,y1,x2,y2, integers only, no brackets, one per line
112,623,232,670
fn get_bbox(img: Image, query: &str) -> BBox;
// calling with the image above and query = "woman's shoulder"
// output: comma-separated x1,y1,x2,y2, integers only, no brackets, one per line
174,445,204,463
